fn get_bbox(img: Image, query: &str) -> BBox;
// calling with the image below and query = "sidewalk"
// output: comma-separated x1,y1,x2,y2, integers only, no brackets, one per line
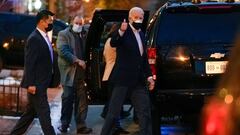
0,70,196,135
0,69,139,135
0,87,196,135
0,88,139,135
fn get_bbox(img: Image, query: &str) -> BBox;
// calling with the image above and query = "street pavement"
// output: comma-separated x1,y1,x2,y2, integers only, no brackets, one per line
0,70,195,135
0,69,140,135
0,87,195,135
0,87,140,135
27,88,140,135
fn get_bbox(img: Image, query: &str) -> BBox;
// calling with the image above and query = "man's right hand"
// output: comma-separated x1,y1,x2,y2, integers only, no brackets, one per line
120,19,128,32
76,59,86,70
27,86,36,95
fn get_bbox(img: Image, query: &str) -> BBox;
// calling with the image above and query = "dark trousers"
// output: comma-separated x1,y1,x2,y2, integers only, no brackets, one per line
60,69,88,130
101,83,152,135
102,81,121,127
10,92,55,135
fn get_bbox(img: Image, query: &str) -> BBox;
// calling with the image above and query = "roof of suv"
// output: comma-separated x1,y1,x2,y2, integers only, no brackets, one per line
165,1,240,8
156,1,240,15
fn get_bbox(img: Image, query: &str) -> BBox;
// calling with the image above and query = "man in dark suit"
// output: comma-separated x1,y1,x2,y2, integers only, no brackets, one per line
10,10,58,135
101,7,155,135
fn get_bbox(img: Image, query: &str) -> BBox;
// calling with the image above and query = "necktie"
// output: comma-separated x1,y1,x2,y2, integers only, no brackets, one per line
46,34,54,63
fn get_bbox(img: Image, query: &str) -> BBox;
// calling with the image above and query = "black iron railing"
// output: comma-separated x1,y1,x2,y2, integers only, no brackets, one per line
0,78,26,116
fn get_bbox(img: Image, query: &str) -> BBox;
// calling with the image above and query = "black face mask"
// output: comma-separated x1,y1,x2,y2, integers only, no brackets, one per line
132,22,142,30
45,23,53,32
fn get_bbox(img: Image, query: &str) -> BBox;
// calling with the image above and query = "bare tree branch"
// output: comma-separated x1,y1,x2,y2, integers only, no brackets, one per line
0,0,7,8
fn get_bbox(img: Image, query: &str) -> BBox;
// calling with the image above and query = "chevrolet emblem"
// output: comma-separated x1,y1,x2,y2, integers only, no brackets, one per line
210,53,225,59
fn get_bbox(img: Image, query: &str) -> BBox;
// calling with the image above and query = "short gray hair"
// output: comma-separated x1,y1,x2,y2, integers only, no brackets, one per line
72,15,84,22
129,7,144,18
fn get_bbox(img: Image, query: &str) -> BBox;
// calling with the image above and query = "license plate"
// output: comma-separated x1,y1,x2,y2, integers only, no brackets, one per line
205,61,228,74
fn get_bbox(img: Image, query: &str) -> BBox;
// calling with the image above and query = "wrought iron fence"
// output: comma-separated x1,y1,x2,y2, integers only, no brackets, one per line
0,78,27,116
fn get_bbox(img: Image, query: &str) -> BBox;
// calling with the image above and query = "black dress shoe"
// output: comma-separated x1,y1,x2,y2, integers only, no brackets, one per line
57,126,68,133
77,127,93,134
113,127,130,135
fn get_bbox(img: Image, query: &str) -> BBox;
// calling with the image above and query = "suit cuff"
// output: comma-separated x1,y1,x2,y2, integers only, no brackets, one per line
147,76,153,81
118,29,125,37
73,57,79,63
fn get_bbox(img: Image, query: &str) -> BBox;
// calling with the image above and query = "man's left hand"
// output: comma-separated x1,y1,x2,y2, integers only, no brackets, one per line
147,76,155,91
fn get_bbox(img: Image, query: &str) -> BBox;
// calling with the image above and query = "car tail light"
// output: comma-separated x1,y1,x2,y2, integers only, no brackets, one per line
148,48,157,80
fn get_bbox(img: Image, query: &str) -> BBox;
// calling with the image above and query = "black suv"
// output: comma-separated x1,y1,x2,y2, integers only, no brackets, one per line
146,0,240,130
0,12,67,70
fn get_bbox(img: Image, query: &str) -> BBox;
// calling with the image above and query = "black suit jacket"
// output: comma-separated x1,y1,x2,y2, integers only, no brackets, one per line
21,29,60,92
110,25,152,87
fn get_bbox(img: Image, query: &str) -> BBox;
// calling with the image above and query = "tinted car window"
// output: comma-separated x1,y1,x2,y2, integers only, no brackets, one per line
157,12,240,45
100,22,120,47
0,12,67,69
13,15,36,38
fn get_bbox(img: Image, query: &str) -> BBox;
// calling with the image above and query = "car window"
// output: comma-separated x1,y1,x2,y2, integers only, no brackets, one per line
100,22,120,48
0,14,34,52
14,16,35,38
156,12,240,46
0,13,20,36
146,16,158,47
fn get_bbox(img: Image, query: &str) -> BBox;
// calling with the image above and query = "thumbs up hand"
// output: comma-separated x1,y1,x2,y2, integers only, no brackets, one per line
120,19,128,32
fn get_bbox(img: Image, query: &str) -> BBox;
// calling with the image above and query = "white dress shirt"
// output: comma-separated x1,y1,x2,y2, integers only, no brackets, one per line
36,27,54,62
118,23,144,56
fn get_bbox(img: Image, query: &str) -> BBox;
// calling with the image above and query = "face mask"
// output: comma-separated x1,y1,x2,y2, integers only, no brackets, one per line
72,24,83,33
45,23,53,32
132,20,143,30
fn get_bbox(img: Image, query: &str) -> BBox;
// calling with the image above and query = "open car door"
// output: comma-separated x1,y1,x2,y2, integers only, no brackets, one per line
85,9,149,103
